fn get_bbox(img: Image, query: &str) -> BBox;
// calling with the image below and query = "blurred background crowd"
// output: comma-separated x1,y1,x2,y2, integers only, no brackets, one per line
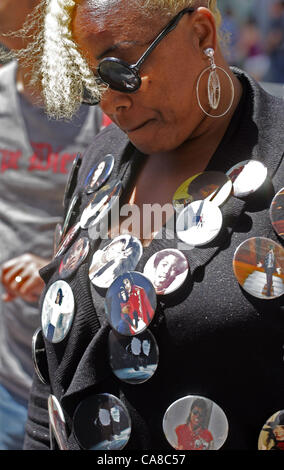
218,0,284,85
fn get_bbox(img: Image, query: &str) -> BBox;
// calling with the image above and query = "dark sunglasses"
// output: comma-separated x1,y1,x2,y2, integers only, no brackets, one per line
83,7,194,105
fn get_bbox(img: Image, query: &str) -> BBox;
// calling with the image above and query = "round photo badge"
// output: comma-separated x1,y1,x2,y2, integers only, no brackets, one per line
61,193,80,238
59,236,90,279
173,171,232,213
48,395,68,450
258,410,284,450
89,234,143,289
105,271,157,336
226,160,268,198
53,223,63,256
73,393,131,450
108,329,159,384
84,154,114,194
32,328,49,385
54,222,80,259
163,395,229,450
176,199,223,246
41,280,75,343
233,237,284,300
143,249,189,295
270,187,284,240
80,180,122,230
172,174,201,212
63,152,82,208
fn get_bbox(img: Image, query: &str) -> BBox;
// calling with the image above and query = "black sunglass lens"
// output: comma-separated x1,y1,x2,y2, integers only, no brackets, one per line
98,61,140,92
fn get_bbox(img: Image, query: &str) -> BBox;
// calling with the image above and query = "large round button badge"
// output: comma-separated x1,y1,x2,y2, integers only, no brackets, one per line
226,160,268,198
63,152,82,208
105,271,157,336
59,236,90,279
143,249,189,295
48,395,68,450
89,234,143,289
172,174,201,212
163,395,229,450
54,222,80,258
80,180,122,230
53,223,63,256
32,328,49,385
84,154,114,194
41,280,75,343
73,393,131,450
173,171,232,212
176,200,223,246
61,193,80,238
108,329,159,384
258,410,284,450
270,187,284,240
233,237,284,299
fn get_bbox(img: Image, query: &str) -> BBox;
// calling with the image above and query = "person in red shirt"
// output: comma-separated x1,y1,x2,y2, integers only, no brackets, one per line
117,275,154,335
175,398,214,450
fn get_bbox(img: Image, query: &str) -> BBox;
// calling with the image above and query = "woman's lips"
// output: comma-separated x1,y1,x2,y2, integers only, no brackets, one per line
123,119,155,133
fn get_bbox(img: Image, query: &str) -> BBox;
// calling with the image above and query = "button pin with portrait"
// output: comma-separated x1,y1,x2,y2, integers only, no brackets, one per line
48,395,68,450
233,237,284,300
105,271,157,336
73,393,131,450
32,327,49,385
143,249,189,295
108,329,159,384
258,410,284,450
163,395,228,450
176,199,223,246
173,171,232,213
270,187,284,240
41,280,75,343
226,160,268,198
89,234,143,289
59,236,90,278
54,222,80,259
84,154,114,194
80,180,122,230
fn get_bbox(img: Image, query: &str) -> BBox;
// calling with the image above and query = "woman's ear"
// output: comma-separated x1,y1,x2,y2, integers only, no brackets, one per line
191,7,217,55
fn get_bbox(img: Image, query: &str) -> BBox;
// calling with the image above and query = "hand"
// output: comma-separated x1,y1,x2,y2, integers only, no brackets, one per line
1,253,50,303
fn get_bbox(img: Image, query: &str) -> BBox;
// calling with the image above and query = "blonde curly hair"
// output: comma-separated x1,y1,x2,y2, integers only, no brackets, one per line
1,0,221,120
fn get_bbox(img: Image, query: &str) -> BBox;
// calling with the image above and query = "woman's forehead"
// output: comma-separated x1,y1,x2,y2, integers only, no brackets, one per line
74,0,164,43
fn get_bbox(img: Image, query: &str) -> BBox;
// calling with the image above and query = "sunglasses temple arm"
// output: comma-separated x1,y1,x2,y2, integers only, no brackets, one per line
132,7,194,71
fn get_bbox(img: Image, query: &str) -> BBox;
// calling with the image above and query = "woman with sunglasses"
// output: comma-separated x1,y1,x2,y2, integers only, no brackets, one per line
19,0,284,451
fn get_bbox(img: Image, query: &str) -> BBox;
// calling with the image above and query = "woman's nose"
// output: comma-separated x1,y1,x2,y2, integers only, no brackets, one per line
100,88,133,115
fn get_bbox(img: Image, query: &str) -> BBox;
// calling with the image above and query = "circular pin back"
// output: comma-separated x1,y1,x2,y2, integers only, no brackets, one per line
105,271,157,336
32,327,49,385
59,236,90,278
84,154,114,194
143,249,189,295
258,410,284,450
89,234,143,289
48,395,68,450
73,393,131,450
270,187,284,240
233,237,284,300
176,199,223,246
41,280,75,343
163,395,229,450
226,160,268,198
108,329,159,384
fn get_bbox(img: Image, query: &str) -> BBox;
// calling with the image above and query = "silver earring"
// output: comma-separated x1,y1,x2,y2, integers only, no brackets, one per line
196,48,235,118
